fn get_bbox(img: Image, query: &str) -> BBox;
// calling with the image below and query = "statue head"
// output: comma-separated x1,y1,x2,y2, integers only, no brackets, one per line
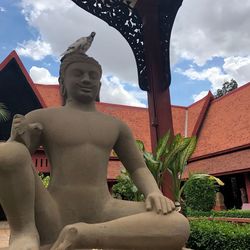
58,33,102,105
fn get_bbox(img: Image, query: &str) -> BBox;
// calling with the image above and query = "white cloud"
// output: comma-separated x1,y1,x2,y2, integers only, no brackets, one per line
178,56,250,93
18,0,250,70
223,56,250,86
192,91,209,102
0,6,6,12
100,76,146,107
171,0,250,66
16,39,52,60
17,0,250,105
19,0,138,84
180,67,231,92
29,66,58,84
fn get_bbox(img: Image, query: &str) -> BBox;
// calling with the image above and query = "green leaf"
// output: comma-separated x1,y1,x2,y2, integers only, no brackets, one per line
162,136,191,172
188,173,224,186
179,136,197,174
0,103,10,122
143,151,160,180
155,130,171,161
136,140,145,152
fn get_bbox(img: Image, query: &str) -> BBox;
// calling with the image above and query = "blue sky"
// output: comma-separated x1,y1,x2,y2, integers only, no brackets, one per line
1,0,250,107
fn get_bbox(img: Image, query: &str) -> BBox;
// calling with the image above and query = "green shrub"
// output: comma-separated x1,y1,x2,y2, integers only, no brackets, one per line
187,219,250,250
112,169,144,201
184,177,218,211
187,208,250,218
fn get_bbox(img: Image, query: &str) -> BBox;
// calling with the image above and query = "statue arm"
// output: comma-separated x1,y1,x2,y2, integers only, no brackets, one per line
114,122,175,214
8,111,43,154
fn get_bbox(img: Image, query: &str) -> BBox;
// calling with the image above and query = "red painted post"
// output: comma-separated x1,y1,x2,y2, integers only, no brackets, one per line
136,1,174,199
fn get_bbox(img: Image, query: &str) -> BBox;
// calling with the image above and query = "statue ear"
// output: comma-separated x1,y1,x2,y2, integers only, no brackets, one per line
59,83,67,105
95,81,101,102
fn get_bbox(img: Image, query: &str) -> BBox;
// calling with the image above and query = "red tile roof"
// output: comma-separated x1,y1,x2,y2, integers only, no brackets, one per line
171,105,186,136
191,83,250,159
34,82,250,157
187,92,213,137
108,160,123,180
35,84,61,107
183,149,250,178
1,51,250,178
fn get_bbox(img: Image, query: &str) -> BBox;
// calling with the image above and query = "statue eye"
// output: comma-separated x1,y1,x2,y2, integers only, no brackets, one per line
72,69,82,77
89,71,99,80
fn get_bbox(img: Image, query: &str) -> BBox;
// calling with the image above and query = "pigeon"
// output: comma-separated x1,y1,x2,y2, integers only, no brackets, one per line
61,32,96,58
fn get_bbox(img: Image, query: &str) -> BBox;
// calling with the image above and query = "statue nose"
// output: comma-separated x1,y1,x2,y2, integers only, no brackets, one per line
81,73,90,82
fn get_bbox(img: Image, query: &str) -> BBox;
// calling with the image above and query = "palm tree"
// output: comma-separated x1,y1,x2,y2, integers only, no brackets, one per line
0,103,10,122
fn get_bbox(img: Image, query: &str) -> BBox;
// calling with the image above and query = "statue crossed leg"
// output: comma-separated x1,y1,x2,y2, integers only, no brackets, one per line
0,142,189,250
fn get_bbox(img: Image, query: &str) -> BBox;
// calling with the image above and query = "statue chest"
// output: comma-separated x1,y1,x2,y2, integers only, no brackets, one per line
42,113,119,149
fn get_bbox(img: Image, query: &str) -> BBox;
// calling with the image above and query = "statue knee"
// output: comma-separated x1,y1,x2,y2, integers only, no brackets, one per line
0,142,30,172
161,212,190,246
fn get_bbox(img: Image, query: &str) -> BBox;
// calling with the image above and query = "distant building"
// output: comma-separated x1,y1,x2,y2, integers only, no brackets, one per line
1,51,250,210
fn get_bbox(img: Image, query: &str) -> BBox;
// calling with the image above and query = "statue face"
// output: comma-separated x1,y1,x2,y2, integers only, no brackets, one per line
63,61,101,104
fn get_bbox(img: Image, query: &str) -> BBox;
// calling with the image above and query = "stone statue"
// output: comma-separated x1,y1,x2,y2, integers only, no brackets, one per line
0,34,189,250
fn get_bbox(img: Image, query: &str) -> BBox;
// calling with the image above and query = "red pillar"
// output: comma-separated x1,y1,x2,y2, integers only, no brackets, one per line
136,1,174,199
244,173,250,203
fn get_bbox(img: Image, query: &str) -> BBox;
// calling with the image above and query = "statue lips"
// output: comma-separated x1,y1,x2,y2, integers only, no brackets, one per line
77,83,93,93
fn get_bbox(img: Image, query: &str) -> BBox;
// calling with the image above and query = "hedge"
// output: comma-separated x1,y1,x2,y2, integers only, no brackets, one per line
187,219,250,250
186,208,250,218
183,177,218,211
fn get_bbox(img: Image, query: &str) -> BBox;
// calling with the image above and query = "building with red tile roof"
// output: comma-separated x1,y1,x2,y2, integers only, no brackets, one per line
1,51,250,209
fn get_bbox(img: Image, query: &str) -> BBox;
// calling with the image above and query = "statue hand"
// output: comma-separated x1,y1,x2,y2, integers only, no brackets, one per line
10,114,43,146
145,192,175,215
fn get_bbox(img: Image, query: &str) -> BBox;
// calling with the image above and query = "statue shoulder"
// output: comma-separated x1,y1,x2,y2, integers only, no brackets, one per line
25,107,61,123
115,119,133,136
96,112,130,132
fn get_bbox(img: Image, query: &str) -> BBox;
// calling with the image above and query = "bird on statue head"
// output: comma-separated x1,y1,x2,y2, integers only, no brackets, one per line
60,32,96,59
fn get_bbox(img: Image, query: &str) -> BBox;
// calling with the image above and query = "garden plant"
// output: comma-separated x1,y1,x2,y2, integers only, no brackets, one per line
187,219,250,250
0,103,10,122
183,173,224,211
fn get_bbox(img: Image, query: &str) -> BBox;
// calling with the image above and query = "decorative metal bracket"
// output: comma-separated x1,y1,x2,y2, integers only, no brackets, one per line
71,0,148,90
159,0,183,90
71,0,182,91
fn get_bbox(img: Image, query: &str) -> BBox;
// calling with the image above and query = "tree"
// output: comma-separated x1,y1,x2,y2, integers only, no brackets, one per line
0,103,10,122
214,79,238,98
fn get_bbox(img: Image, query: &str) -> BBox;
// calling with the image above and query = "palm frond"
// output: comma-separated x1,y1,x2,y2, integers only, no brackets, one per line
0,103,10,122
